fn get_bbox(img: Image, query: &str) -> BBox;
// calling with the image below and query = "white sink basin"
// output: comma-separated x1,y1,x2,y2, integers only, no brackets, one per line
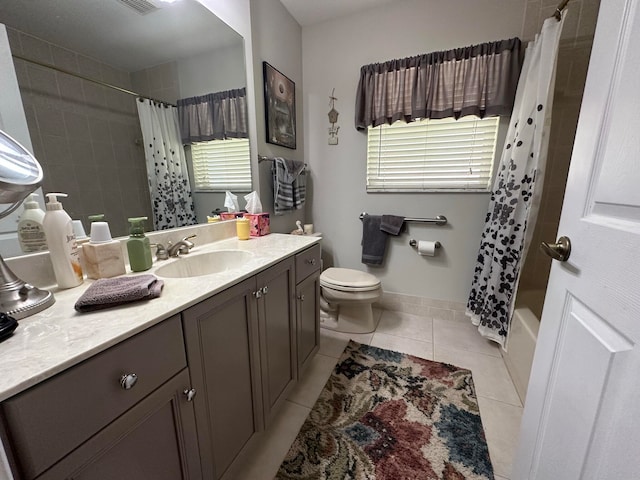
154,250,253,278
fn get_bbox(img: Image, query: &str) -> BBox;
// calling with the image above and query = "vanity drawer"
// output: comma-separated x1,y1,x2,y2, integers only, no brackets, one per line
295,244,321,283
2,315,186,480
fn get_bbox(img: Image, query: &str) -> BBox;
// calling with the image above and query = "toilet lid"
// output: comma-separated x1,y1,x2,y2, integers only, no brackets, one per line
320,267,381,290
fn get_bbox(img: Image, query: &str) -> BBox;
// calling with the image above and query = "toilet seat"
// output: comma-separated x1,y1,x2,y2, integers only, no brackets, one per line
320,267,381,292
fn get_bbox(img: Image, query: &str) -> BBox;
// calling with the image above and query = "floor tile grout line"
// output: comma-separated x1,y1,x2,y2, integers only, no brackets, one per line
476,394,524,409
373,330,434,344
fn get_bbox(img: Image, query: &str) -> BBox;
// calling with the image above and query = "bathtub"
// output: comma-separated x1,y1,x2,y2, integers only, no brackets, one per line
502,289,544,403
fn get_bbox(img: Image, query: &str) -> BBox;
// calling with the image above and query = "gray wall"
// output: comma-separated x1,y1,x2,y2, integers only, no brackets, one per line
250,0,306,234
301,0,527,302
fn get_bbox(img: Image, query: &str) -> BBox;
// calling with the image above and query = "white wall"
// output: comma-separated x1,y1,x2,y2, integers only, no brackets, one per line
302,0,527,302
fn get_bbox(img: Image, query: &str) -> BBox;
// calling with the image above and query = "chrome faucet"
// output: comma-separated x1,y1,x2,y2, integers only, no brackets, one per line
167,234,197,257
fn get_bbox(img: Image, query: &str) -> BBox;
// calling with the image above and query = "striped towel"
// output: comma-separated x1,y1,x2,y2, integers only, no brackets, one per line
272,157,306,215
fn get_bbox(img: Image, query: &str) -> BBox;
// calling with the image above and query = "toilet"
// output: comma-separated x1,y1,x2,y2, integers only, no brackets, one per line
319,267,382,334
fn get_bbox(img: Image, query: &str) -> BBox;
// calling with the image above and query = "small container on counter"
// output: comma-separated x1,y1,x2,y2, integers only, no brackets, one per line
82,221,126,279
236,217,250,240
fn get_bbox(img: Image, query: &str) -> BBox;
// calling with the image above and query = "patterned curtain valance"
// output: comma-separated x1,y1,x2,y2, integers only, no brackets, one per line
355,38,523,130
177,88,248,143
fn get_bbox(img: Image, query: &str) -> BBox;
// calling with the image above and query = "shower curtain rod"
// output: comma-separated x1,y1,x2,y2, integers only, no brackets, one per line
12,53,177,107
552,0,571,20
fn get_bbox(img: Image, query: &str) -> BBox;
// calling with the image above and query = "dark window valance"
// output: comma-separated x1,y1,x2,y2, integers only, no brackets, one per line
177,88,248,144
355,38,523,130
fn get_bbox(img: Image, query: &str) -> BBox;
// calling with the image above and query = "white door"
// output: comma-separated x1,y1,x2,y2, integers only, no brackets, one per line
513,0,640,478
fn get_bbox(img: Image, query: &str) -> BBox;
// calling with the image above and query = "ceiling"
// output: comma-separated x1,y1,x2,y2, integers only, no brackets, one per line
0,0,241,71
279,0,396,27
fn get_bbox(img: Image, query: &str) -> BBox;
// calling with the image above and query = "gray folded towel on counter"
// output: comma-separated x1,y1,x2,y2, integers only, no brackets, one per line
380,214,405,235
74,275,164,313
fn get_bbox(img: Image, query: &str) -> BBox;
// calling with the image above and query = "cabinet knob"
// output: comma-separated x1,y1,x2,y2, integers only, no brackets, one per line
120,373,138,390
253,290,262,299
183,388,197,402
261,285,269,295
297,294,305,301
305,258,316,265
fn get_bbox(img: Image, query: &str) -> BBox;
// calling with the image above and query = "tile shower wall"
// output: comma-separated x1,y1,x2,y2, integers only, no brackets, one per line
518,0,601,294
7,28,153,238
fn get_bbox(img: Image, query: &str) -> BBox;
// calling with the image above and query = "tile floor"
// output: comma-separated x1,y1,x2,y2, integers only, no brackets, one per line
223,307,523,480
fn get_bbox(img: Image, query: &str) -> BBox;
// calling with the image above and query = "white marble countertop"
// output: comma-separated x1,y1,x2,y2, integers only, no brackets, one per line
0,233,320,402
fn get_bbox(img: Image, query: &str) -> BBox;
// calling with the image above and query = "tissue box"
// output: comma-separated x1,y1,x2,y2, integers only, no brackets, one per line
244,213,270,236
220,212,243,220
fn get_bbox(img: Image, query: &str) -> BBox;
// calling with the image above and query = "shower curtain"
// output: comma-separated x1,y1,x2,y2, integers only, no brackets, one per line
466,16,565,348
136,99,196,231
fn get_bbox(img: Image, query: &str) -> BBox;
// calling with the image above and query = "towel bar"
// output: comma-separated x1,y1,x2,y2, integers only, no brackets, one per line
358,212,447,226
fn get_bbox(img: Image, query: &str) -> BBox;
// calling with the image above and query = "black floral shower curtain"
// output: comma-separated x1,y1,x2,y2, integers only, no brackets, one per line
466,17,565,347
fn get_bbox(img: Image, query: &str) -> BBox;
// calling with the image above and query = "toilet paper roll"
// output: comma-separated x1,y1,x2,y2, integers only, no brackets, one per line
417,240,438,256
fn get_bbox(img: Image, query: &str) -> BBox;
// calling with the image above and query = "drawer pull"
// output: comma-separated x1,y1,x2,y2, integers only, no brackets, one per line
297,294,305,301
261,286,269,295
305,258,317,266
253,290,262,299
183,388,197,402
120,373,138,390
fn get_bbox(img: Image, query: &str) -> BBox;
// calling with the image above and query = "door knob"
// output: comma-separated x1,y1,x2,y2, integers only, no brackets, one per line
540,236,571,262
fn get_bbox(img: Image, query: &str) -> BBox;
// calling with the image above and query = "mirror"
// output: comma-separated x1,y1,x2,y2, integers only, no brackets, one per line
0,0,248,257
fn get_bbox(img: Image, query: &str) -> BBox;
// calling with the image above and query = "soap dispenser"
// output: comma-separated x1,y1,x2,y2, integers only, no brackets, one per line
17,193,47,253
126,217,153,272
43,193,84,288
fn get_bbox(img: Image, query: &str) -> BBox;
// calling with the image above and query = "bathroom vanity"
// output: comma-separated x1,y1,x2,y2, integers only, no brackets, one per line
0,232,321,480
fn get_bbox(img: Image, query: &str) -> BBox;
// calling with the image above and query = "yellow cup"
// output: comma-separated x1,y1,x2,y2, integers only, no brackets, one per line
236,218,250,240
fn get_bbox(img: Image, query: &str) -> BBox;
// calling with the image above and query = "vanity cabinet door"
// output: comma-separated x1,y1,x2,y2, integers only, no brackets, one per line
296,269,320,374
256,257,296,426
2,316,186,480
182,277,262,480
36,369,201,480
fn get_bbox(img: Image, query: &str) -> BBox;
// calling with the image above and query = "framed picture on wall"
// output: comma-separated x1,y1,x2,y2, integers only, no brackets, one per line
263,62,296,149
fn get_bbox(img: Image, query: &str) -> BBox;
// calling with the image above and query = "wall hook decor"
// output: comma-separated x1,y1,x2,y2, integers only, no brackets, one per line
328,88,339,145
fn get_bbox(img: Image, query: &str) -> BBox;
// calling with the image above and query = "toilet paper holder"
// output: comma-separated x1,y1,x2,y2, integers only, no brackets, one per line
409,239,441,249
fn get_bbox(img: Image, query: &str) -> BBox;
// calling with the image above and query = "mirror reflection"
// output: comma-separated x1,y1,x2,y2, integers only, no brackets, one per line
0,0,248,257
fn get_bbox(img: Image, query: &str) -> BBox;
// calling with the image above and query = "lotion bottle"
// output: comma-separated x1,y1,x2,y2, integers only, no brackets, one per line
126,217,153,272
17,193,47,253
43,193,84,288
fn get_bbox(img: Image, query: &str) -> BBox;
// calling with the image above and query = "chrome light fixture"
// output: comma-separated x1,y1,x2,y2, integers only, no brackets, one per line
0,130,54,319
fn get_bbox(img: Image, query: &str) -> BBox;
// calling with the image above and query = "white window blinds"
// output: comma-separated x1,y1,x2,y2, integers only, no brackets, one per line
366,116,500,192
191,138,251,192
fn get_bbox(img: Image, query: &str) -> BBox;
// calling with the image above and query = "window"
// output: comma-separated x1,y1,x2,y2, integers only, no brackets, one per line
366,116,501,192
191,138,251,192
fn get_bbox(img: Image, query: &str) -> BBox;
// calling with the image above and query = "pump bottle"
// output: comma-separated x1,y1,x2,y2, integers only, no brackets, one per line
126,217,153,272
17,193,47,253
43,193,84,288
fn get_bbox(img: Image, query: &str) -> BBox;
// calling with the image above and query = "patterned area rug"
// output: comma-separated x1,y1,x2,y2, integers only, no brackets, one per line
276,341,494,480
